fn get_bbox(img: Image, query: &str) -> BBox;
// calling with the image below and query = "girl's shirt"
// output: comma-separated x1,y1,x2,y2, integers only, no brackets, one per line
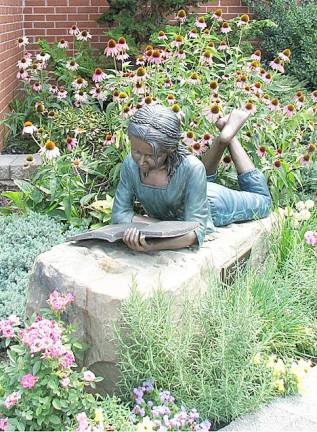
111,154,215,246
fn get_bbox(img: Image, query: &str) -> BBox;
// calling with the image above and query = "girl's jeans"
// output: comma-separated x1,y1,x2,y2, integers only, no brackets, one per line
206,169,272,227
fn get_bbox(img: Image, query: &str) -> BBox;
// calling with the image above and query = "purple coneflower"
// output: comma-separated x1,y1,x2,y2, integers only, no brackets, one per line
200,50,213,65
22,121,37,135
218,40,228,51
69,25,80,36
310,90,317,103
171,103,184,120
204,104,221,123
158,31,167,41
202,132,213,146
151,49,162,65
251,49,261,61
166,94,175,105
104,39,118,57
182,131,196,146
274,159,282,169
188,72,200,85
171,35,184,48
57,86,68,99
17,57,31,69
283,103,296,117
17,36,29,47
49,84,58,94
76,30,92,42
195,16,207,29
175,49,186,60
58,39,69,49
268,98,280,111
72,77,88,90
177,9,187,24
103,132,116,146
278,48,291,63
74,90,88,104
190,142,207,156
116,36,129,52
32,82,41,92
213,9,223,21
300,154,311,165
136,55,145,66
209,80,218,93
263,72,272,84
66,59,79,71
256,146,266,158
270,58,284,73
66,136,78,151
244,101,256,115
221,22,232,33
90,86,107,101
36,52,50,62
188,28,198,39
92,68,107,83
17,69,29,80
237,14,250,27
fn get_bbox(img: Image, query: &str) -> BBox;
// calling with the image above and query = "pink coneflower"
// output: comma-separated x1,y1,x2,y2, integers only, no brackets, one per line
263,72,273,84
158,30,167,41
296,95,305,109
276,148,283,156
213,9,223,21
72,77,88,90
17,36,29,47
278,48,291,63
188,28,198,39
209,80,218,94
22,121,37,135
112,89,120,102
175,49,186,60
283,103,296,117
132,56,143,66
17,69,29,80
270,58,284,73
164,79,173,88
65,59,79,71
300,154,311,165
171,35,184,48
33,59,46,70
116,36,129,52
221,22,232,33
177,9,187,24
76,30,92,41
249,60,261,73
92,68,107,83
36,52,50,62
90,86,107,100
223,155,232,168
166,94,176,105
104,39,118,57
103,132,116,146
274,159,282,169
202,132,213,146
218,40,228,51
69,25,80,36
188,72,200,85
49,84,58,94
182,131,196,146
121,104,136,119
200,50,213,65
171,103,184,120
256,146,267,158
204,104,221,123
304,231,317,246
133,81,145,95
251,49,261,61
268,98,280,111
310,90,317,103
35,101,45,114
66,136,78,151
237,14,250,27
17,57,31,69
57,87,68,99
190,142,207,156
195,16,207,29
144,48,153,63
244,101,257,115
74,90,89,105
39,140,60,160
118,91,128,103
32,82,41,92
307,144,316,153
58,39,69,49
134,67,147,83
222,73,230,81
252,81,262,95
151,49,162,65
117,52,129,61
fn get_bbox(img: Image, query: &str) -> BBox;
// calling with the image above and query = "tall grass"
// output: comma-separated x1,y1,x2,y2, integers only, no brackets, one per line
115,211,317,424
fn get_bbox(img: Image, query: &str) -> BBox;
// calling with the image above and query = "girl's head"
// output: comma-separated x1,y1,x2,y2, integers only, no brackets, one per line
127,104,188,178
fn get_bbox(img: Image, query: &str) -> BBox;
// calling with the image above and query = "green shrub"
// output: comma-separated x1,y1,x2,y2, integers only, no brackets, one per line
0,213,77,318
116,208,317,423
244,0,317,88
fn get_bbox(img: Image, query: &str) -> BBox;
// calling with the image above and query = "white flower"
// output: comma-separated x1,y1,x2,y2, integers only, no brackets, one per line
298,209,311,221
17,36,29,47
22,121,37,135
295,201,306,211
305,200,314,209
65,60,79,71
76,30,92,41
36,52,50,62
39,141,60,160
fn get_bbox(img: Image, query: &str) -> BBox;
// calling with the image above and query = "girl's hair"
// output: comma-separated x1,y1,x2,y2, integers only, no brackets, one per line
127,104,189,179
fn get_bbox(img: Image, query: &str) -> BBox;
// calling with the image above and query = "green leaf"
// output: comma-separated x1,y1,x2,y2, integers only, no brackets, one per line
52,398,62,410
63,196,72,220
32,360,41,375
49,414,62,425
10,345,25,355
80,193,96,206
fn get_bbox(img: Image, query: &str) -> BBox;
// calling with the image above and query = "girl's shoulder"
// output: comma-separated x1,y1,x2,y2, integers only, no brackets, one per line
180,154,206,173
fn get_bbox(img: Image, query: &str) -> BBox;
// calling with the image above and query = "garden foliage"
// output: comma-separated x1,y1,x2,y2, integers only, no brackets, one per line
244,0,317,88
0,213,77,318
116,204,317,424
2,10,317,221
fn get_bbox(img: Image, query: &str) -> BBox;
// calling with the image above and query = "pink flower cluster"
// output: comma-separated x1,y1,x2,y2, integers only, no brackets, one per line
0,417,8,432
20,374,38,389
4,392,21,409
304,231,317,246
47,290,74,312
75,412,89,432
19,316,75,369
0,315,20,339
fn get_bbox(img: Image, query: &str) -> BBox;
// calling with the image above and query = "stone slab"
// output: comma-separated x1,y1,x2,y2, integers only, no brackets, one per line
0,155,15,180
9,153,42,180
220,367,317,432
26,213,279,394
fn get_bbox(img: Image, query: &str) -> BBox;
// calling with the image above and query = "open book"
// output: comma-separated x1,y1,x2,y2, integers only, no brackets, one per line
66,221,199,243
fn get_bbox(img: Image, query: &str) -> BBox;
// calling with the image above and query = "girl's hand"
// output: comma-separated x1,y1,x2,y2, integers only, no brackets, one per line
122,228,152,252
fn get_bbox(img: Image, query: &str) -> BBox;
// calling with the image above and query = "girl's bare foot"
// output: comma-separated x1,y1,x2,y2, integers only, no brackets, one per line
219,109,251,144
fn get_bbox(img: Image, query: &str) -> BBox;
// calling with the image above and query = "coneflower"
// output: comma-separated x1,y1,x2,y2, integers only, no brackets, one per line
58,39,69,49
256,146,266,158
104,39,118,57
17,36,29,47
209,80,218,93
268,98,280,111
66,136,78,151
69,25,80,36
213,9,223,21
136,55,145,66
274,159,282,169
175,49,186,60
307,144,316,153
117,36,129,52
283,103,296,117
158,31,167,41
251,49,261,61
39,140,60,160
189,28,198,39
166,94,176,105
76,30,92,42
244,101,256,114
72,77,88,90
263,73,272,84
188,72,200,85
237,14,250,27
310,90,317,103
171,35,184,48
279,48,291,62
22,121,37,135
195,16,207,29
182,130,196,146
201,50,213,65
270,58,284,73
92,68,107,83
190,142,207,156
112,90,120,101
177,9,187,24
103,133,115,146
66,59,79,71
218,40,228,51
300,154,311,165
204,104,221,123
151,49,162,65
202,132,213,146
221,22,232,33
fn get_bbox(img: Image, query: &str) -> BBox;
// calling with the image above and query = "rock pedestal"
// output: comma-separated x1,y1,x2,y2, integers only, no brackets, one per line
26,214,278,394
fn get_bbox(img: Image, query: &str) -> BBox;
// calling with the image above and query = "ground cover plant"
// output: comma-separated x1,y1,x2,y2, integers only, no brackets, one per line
1,8,317,224
115,200,317,426
0,212,79,319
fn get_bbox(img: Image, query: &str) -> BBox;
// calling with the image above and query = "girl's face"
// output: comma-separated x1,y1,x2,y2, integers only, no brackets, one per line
130,135,168,173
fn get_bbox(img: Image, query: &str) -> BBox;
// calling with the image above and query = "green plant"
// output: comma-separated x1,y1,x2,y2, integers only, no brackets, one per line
97,0,211,53
0,292,132,431
243,0,317,88
0,212,79,318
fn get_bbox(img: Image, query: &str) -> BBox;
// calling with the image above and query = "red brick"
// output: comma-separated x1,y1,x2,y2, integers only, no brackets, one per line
69,0,90,5
46,0,68,5
220,0,241,5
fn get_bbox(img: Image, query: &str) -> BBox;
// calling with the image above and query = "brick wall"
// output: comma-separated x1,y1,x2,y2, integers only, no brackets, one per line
0,0,24,149
0,0,248,150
